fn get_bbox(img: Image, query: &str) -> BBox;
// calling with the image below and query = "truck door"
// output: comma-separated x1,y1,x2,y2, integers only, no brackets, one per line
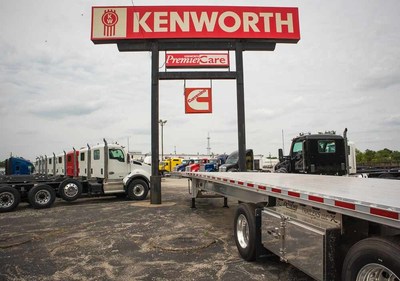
107,148,129,180
91,148,104,178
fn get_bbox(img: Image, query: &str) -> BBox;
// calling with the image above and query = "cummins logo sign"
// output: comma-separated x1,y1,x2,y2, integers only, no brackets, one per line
185,88,212,114
91,6,300,43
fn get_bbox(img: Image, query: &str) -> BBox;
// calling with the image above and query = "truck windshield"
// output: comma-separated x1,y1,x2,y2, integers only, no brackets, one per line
226,153,239,164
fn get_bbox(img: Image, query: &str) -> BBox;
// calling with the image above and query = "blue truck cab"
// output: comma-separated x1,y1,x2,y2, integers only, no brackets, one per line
5,157,35,175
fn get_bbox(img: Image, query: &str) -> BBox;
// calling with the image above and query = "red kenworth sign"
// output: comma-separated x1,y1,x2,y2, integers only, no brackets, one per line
185,88,212,114
166,53,229,68
91,6,300,43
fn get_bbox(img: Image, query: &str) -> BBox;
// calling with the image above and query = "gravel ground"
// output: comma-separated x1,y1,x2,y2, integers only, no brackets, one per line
0,178,314,281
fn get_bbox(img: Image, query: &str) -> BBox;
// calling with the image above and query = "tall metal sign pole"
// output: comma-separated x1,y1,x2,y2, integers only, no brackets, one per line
151,42,161,204
91,5,300,204
235,42,246,172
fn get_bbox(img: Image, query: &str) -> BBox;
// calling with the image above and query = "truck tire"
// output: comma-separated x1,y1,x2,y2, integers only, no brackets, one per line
341,236,400,281
234,203,257,261
58,179,82,201
0,185,21,213
28,184,56,209
127,179,149,201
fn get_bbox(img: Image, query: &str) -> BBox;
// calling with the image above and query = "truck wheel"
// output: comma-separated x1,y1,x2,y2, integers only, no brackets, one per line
234,203,257,261
0,186,21,212
28,184,56,209
341,237,400,281
58,179,82,201
127,179,149,200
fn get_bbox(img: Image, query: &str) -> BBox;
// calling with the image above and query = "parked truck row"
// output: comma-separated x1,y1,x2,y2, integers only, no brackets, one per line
0,139,151,213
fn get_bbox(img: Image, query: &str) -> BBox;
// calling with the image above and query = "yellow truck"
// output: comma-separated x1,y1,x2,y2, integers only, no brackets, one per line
159,158,182,175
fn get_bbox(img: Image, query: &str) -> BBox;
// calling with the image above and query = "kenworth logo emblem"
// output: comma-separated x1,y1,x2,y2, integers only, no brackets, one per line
101,10,119,36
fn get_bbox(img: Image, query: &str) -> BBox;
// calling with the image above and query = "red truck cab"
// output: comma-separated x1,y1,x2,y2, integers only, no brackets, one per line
66,150,79,177
185,158,209,172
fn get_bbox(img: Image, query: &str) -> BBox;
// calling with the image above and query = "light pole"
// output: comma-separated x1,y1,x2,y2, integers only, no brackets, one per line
159,119,167,161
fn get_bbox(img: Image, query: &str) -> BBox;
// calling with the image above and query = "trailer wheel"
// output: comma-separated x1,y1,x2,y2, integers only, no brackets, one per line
341,237,400,281
58,179,82,201
234,203,257,261
28,184,56,209
0,185,21,212
127,179,149,200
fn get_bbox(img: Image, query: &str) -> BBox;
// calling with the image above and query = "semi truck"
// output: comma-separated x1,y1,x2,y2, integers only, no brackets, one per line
185,158,209,172
0,139,151,213
159,157,182,175
2,157,35,175
199,154,228,172
184,171,400,281
275,129,399,179
219,149,254,172
174,159,195,172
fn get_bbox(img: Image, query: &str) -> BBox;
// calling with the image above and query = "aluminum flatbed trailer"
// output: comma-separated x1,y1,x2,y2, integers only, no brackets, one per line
184,172,400,281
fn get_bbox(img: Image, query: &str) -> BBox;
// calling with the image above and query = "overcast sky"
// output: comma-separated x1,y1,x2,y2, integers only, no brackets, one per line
1,0,400,162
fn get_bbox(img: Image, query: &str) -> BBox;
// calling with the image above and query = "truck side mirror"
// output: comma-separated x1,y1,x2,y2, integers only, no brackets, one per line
278,149,283,161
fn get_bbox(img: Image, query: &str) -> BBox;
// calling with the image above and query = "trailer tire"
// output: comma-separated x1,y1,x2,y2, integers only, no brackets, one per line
341,237,400,281
28,184,56,209
127,179,149,201
234,203,257,261
58,179,82,201
0,185,21,212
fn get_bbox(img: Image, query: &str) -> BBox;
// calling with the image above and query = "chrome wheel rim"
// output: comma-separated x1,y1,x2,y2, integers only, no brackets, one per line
133,184,145,197
0,192,14,208
357,263,399,281
237,214,249,249
64,183,79,197
35,190,51,205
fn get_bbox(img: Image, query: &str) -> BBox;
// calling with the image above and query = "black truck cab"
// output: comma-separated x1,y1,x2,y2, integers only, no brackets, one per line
275,133,348,175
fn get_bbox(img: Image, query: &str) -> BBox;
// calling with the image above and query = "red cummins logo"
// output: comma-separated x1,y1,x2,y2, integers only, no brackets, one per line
185,88,212,114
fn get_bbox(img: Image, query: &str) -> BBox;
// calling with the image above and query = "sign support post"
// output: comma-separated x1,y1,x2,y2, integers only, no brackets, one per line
235,42,246,172
150,41,162,204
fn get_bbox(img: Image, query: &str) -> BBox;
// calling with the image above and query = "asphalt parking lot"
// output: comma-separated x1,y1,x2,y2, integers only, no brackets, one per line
0,178,313,281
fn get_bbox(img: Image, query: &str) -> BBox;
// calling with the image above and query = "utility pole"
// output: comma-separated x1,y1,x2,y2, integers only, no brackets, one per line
207,132,211,155
159,119,167,160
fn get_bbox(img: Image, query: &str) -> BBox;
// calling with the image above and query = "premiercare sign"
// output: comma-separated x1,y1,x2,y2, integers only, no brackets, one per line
91,6,300,43
165,53,229,68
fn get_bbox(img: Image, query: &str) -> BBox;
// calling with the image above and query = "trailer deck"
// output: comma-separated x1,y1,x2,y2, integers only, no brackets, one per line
184,172,400,228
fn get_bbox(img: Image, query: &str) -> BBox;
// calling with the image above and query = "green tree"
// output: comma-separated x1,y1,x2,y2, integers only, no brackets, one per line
364,149,376,163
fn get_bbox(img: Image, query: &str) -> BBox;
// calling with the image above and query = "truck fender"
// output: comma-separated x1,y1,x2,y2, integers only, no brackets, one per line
125,174,150,190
